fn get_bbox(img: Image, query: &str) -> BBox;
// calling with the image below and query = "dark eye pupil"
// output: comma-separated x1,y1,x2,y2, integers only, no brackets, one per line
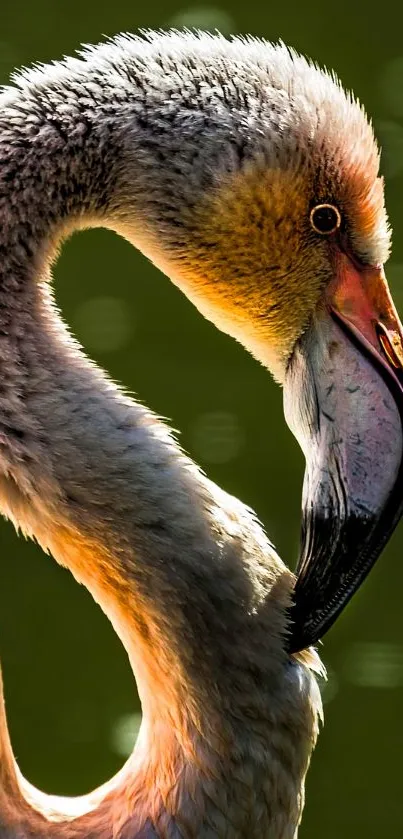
310,204,340,234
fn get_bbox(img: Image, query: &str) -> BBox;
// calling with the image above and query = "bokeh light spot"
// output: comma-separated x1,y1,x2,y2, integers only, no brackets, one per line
190,410,243,463
110,712,142,757
319,665,339,705
343,642,403,689
168,6,235,34
73,296,133,353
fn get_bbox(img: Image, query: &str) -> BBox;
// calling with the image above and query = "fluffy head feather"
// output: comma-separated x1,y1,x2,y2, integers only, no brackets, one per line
71,31,387,377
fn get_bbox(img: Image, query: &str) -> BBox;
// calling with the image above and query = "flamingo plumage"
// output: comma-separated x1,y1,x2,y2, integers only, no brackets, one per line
0,30,402,839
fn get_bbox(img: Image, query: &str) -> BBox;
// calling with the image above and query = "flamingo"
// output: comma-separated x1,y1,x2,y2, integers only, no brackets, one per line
0,30,402,839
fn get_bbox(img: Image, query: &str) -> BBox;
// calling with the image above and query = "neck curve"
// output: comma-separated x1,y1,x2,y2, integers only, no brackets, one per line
0,34,321,839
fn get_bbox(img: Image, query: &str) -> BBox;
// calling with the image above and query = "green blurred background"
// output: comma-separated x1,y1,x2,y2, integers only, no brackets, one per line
1,1,403,836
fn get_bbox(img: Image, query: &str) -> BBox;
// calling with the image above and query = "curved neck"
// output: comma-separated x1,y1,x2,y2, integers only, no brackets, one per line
0,41,318,839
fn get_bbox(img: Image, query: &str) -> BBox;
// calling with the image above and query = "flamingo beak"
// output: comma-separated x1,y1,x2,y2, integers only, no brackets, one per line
284,255,403,653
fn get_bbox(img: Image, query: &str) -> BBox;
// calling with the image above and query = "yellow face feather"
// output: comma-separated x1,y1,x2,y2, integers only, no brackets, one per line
177,166,331,376
146,150,388,381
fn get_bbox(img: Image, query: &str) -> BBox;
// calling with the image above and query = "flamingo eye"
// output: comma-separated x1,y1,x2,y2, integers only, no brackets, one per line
310,204,341,235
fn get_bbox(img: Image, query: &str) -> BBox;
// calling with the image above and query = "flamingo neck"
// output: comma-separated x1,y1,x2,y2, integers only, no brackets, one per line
0,39,321,839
